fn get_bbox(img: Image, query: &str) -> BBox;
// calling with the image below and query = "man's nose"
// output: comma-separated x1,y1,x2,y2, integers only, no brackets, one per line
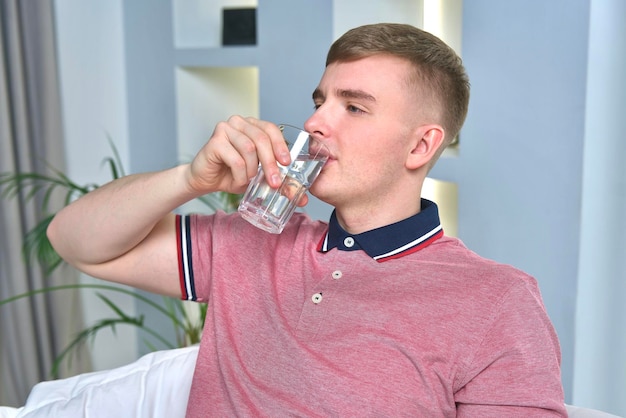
304,107,325,137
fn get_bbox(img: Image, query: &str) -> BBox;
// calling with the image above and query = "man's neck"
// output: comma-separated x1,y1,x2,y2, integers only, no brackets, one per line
334,197,422,234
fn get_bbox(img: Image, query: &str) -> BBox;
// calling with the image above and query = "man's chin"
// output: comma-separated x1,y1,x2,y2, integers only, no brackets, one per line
308,185,336,208
308,182,323,200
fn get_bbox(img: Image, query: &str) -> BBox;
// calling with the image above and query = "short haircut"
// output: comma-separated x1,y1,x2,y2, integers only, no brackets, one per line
327,23,470,149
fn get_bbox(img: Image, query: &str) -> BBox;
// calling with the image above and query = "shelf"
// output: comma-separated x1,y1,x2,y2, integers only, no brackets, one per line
175,66,259,161
174,46,259,68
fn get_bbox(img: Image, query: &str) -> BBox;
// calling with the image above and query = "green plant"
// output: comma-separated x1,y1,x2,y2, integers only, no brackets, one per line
0,283,207,376
0,140,238,376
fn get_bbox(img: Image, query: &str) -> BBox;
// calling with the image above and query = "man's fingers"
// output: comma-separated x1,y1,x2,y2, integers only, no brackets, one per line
239,119,290,188
224,128,263,182
297,194,309,207
199,117,291,193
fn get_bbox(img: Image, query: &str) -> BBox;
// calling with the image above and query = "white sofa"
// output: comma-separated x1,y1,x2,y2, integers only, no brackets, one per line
0,346,198,418
0,345,621,417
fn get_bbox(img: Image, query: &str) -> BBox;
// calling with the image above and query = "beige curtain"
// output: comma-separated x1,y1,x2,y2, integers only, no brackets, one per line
0,0,90,407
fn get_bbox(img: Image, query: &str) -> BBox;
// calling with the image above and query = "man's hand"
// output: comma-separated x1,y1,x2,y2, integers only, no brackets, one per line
186,116,292,196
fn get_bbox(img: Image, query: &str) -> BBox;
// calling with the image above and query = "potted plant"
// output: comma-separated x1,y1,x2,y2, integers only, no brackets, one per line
0,141,239,376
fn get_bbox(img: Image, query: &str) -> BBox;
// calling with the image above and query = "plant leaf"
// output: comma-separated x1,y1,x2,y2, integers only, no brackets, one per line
22,214,62,275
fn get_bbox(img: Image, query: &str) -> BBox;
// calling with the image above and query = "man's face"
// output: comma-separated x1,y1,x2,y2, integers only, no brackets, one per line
304,54,423,214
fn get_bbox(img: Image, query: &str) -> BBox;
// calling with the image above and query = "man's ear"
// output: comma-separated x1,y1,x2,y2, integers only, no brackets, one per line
406,125,445,170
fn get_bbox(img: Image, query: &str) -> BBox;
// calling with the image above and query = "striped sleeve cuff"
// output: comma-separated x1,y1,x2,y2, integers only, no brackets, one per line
176,214,197,301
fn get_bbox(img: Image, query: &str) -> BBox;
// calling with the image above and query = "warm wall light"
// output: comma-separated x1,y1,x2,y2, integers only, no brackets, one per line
423,0,462,153
422,0,461,235
422,0,463,56
422,0,443,36
422,177,458,237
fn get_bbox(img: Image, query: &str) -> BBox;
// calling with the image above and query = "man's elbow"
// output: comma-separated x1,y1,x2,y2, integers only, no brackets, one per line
46,212,75,265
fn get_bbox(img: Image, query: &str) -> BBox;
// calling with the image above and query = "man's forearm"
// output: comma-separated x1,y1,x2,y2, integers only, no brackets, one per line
47,164,197,268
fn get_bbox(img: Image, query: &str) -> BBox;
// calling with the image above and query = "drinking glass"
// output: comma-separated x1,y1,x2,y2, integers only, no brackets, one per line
238,124,328,234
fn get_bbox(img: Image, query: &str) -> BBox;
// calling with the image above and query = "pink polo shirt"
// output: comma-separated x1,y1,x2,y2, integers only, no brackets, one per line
177,207,565,417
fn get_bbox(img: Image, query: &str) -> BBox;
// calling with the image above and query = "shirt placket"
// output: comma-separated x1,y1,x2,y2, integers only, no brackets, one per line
295,264,347,340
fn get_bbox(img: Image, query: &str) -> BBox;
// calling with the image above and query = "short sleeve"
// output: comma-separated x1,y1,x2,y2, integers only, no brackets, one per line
176,213,222,303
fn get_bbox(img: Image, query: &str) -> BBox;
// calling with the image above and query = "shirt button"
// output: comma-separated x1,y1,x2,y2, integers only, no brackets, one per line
332,270,342,280
312,293,323,304
344,237,355,247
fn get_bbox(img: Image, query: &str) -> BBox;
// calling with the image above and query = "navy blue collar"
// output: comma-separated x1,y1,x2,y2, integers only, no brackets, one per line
317,199,443,262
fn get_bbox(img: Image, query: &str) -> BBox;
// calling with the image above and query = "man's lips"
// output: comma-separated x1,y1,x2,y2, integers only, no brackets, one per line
309,145,332,160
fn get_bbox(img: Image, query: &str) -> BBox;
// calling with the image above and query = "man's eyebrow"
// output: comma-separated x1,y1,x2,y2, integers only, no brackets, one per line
312,88,376,103
337,89,376,102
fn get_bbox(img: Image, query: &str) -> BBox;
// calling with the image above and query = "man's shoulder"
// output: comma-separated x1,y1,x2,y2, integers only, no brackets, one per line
418,235,538,288
280,212,329,237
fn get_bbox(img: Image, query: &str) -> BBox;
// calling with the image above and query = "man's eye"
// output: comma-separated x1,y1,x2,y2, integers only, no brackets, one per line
348,105,364,114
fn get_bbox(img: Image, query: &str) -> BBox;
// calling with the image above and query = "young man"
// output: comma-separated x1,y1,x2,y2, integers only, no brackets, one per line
48,24,566,416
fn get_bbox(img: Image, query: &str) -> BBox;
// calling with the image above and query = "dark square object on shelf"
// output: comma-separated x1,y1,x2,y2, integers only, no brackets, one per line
222,8,257,46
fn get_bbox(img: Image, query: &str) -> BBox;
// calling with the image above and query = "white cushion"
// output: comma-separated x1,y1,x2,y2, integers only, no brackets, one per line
15,345,198,418
0,407,23,418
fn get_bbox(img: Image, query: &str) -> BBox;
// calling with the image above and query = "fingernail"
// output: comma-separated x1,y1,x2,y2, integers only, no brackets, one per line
272,174,281,186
